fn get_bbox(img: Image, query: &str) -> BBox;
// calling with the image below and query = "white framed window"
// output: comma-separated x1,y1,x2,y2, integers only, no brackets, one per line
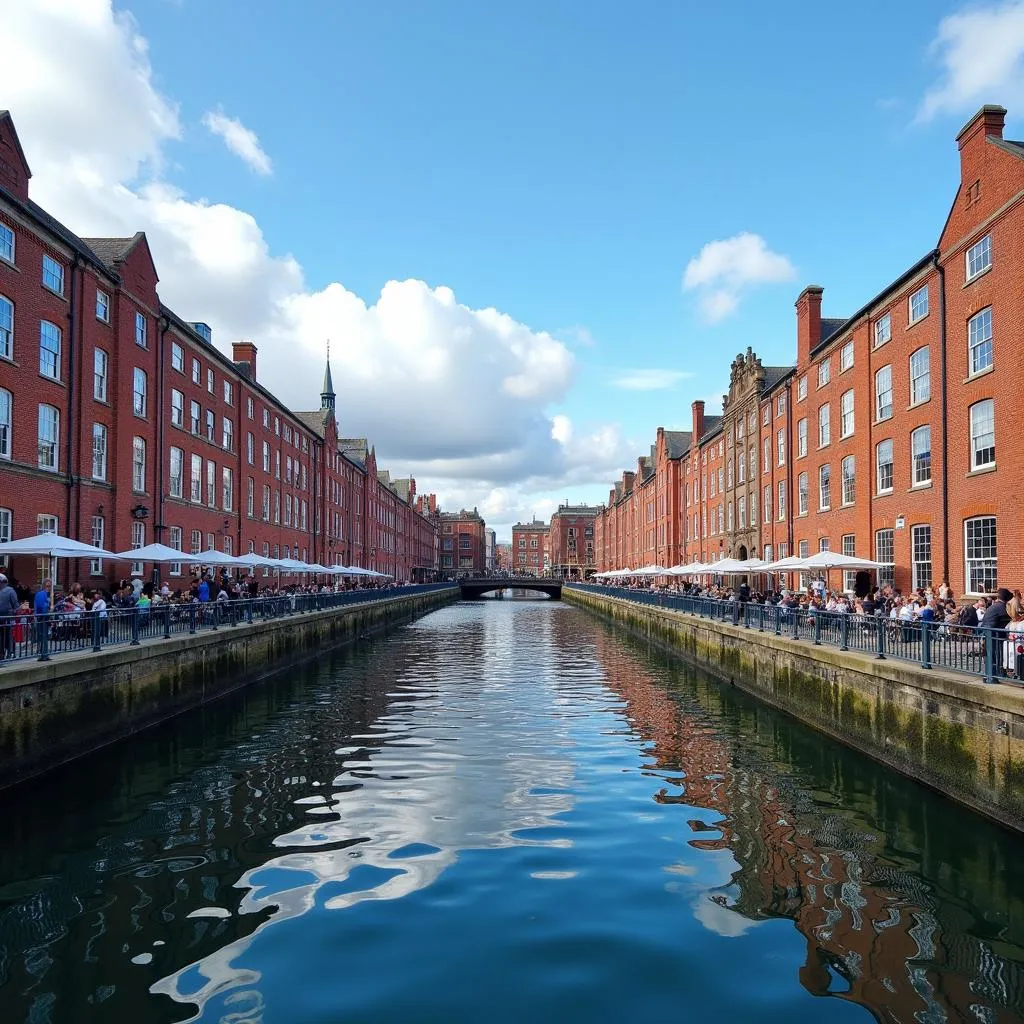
797,472,808,515
969,399,995,470
965,516,997,595
94,289,109,323
0,223,13,263
776,393,786,417
133,367,147,417
135,311,147,347
36,515,58,584
91,423,107,480
247,432,254,465
246,397,254,419
763,485,771,522
777,429,785,466
131,522,145,575
910,347,930,404
875,528,895,587
738,496,746,529
206,460,216,507
192,357,201,384
749,491,757,527
819,464,831,510
819,537,830,553
89,516,105,576
170,388,184,427
207,367,215,394
40,321,61,379
966,235,991,281
262,440,271,472
761,404,770,426
909,285,929,324
818,403,830,447
911,426,931,485
840,389,854,437
42,254,64,294
222,417,234,451
763,436,770,472
968,307,993,375
190,400,201,435
841,455,855,505
797,418,807,457
262,484,270,521
206,409,215,442
0,294,11,360
263,407,270,428
797,376,807,402
190,454,202,502
876,439,894,493
222,467,233,511
38,404,59,471
874,312,891,348
726,501,733,532
224,380,233,406
0,388,9,460
171,341,184,373
817,359,830,388
842,535,856,592
875,365,892,421
132,436,146,492
93,348,108,401
840,341,854,372
912,524,932,590
247,477,254,517
168,526,183,576
169,446,183,498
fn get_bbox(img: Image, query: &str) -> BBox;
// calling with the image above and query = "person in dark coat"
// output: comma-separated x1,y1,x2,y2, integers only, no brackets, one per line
0,573,18,658
981,589,1012,631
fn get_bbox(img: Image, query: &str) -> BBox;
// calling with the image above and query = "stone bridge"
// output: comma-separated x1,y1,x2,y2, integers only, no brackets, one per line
457,578,562,600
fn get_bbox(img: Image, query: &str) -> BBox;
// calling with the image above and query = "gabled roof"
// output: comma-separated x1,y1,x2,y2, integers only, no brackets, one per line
761,365,794,394
80,235,140,272
390,478,413,503
294,410,329,437
820,318,846,345
664,430,691,459
0,111,31,180
989,136,1024,160
338,437,369,465
700,415,723,443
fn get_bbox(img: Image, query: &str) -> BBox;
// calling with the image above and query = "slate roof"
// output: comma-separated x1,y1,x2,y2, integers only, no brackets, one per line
820,319,846,344
294,411,328,437
664,430,691,459
989,137,1024,160
700,415,723,443
390,478,413,503
80,235,140,272
338,438,369,465
761,365,794,395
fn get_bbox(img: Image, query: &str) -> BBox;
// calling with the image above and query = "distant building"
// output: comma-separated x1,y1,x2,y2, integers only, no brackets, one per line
484,528,496,572
438,508,487,576
548,504,601,578
495,543,513,571
511,519,548,575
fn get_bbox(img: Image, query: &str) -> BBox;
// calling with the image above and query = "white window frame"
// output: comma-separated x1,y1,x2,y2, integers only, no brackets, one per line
91,423,107,481
819,463,831,511
797,472,808,515
841,455,855,506
875,365,893,422
969,399,995,470
797,376,807,402
797,418,807,458
909,285,929,324
171,388,184,427
40,321,61,380
93,348,108,402
133,367,147,417
909,347,930,405
840,389,854,438
966,235,991,282
38,404,59,471
874,312,891,348
0,223,13,264
817,358,830,388
169,446,183,498
968,307,993,376
42,254,64,295
876,439,894,494
911,425,931,486
0,294,11,360
840,341,854,372
135,311,147,347
171,341,184,373
132,436,146,493
818,403,830,447
911,524,932,590
168,526,183,576
0,388,10,460
964,516,997,595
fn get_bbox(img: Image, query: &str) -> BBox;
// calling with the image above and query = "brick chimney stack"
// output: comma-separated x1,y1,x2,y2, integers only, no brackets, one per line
691,400,705,441
795,286,823,368
956,104,1007,185
231,340,258,381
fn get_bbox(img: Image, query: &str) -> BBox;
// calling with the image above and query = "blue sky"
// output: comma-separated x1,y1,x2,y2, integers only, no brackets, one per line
5,1,1023,537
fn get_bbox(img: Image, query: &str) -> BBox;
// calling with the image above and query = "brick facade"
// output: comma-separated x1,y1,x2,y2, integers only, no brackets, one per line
0,111,440,588
511,519,548,575
595,103,1024,599
438,509,487,576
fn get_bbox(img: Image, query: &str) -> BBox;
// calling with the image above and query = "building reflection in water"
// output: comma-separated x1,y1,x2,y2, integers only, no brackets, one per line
588,625,1024,1024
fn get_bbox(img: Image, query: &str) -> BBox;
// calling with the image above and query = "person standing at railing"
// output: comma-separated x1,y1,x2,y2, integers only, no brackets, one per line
33,578,52,650
0,573,18,659
1004,599,1024,677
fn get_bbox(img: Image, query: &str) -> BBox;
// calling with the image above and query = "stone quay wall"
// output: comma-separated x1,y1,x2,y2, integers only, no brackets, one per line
565,586,1024,834
0,587,459,788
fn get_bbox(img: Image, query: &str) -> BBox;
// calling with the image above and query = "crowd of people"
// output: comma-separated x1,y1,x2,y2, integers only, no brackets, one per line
0,568,404,660
594,575,1024,677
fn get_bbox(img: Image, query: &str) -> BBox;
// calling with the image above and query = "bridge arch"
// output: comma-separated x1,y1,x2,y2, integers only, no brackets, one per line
457,579,562,600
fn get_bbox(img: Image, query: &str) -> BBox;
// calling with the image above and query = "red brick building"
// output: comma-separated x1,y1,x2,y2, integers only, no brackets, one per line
511,518,548,575
595,103,1024,599
0,110,440,588
547,504,600,578
437,509,487,577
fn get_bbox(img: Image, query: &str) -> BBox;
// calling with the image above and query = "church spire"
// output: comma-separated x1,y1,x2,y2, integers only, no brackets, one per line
321,341,336,412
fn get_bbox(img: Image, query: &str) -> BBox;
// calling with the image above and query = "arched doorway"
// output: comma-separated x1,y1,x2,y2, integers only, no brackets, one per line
738,545,748,560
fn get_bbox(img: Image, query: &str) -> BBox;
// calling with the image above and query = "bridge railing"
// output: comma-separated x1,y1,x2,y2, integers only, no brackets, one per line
565,583,1021,685
0,584,457,667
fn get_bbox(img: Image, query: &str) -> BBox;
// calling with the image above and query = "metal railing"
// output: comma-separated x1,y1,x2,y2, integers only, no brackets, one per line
566,584,1023,685
0,584,457,666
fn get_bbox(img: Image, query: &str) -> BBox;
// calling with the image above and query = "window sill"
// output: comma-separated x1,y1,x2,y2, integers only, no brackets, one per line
873,416,893,428
963,365,994,385
0,255,18,272
839,431,854,442
816,443,830,452
909,481,933,491
841,501,855,509
873,338,891,351
966,464,997,477
963,264,992,288
874,489,894,499
907,312,930,330
906,398,931,412
42,285,67,301
0,353,16,368
96,315,110,326
819,507,831,514
39,373,64,386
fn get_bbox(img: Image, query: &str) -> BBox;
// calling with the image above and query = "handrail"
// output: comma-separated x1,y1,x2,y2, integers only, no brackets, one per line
565,583,1022,686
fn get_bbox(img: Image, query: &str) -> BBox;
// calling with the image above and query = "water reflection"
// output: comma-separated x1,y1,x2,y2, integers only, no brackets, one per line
0,601,1021,1023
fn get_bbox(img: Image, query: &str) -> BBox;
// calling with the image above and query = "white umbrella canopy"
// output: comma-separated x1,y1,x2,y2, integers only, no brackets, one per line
0,533,117,559
761,555,807,572
192,549,243,567
630,564,668,576
113,542,188,563
708,557,767,574
795,552,889,571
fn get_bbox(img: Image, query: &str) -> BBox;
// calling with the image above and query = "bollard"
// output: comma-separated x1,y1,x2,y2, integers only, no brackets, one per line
920,620,932,670
163,603,172,639
983,629,998,684
37,613,51,662
131,607,140,646
91,610,102,653
840,613,849,652
875,617,886,660
813,612,822,646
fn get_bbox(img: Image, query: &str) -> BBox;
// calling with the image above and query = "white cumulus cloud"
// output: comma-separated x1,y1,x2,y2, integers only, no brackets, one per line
0,0,631,524
919,1,1024,121
683,232,796,323
612,368,692,391
202,107,273,175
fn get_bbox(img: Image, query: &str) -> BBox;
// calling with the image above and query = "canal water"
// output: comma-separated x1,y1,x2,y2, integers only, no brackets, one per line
1,600,1023,1024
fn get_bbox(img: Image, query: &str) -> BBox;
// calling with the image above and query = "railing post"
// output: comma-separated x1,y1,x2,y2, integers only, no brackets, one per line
983,629,998,684
189,604,196,635
37,613,50,662
91,610,102,653
163,603,172,639
757,604,764,632
131,607,140,646
875,616,886,660
840,613,849,652
741,602,748,629
920,620,932,670
246,599,253,624
792,608,799,641
773,604,781,636
212,602,220,630
813,611,822,646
